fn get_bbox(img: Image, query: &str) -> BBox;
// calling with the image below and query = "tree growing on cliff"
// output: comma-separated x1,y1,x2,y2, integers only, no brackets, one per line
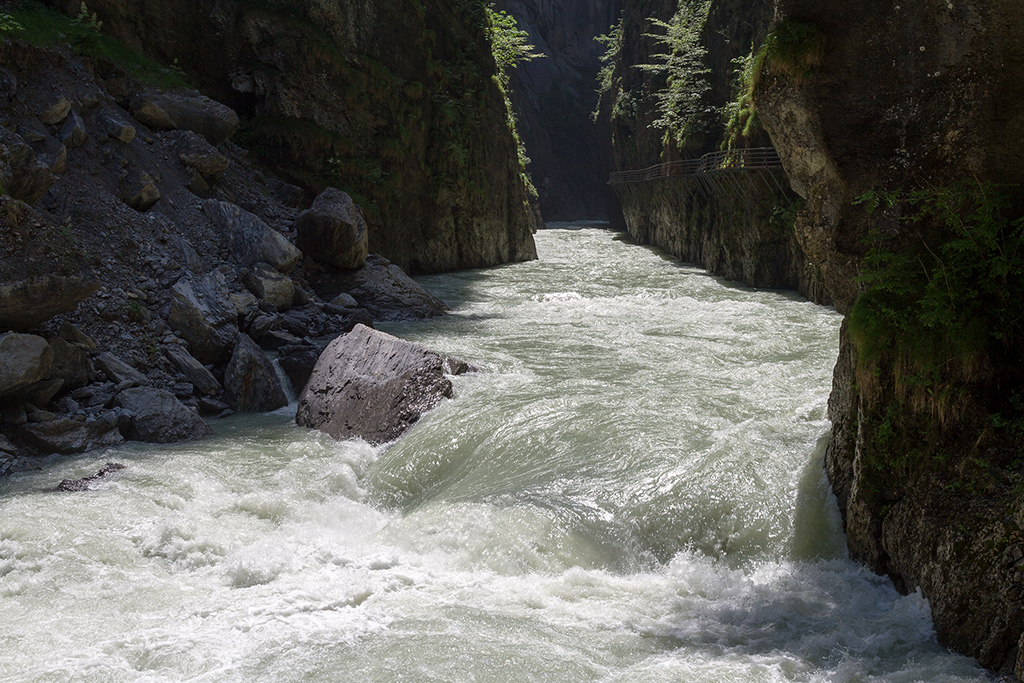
484,6,543,90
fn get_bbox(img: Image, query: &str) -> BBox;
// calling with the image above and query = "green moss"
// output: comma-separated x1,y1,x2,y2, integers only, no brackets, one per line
752,20,826,90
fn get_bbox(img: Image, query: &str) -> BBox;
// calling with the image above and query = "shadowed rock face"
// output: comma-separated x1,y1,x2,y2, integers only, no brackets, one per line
295,324,475,446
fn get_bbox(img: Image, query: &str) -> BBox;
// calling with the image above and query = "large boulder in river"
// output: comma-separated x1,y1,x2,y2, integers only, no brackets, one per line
168,270,239,365
334,255,449,322
115,386,213,443
129,93,239,145
224,333,288,412
0,275,100,332
202,200,301,274
295,188,368,270
0,333,52,398
296,324,475,445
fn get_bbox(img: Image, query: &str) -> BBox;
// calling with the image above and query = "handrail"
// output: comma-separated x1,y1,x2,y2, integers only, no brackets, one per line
608,147,783,185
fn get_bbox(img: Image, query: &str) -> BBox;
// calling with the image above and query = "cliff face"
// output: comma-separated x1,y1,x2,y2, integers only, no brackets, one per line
47,0,538,274
602,0,828,300
496,0,622,221
756,0,1024,678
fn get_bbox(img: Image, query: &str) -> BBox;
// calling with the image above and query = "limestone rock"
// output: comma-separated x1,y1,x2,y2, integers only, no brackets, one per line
19,415,123,455
295,324,475,445
223,333,288,412
59,110,87,148
164,346,221,397
168,270,239,365
0,333,52,398
0,127,55,204
295,188,368,270
115,386,212,443
57,321,98,351
96,108,136,143
39,96,71,126
129,93,239,145
0,276,100,332
120,170,161,211
49,336,92,391
336,255,449,322
94,352,150,387
202,200,301,274
243,263,295,312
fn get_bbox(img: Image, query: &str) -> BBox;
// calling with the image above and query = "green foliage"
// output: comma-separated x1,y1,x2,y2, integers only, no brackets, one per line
0,12,23,33
751,20,826,91
592,15,623,122
849,181,1024,422
484,5,542,89
637,0,712,148
721,52,763,149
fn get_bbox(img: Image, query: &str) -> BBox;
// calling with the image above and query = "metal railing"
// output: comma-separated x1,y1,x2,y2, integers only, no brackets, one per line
607,147,789,198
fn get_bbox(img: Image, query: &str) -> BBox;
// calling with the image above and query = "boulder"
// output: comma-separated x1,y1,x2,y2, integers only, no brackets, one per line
129,93,239,145
168,270,239,365
95,108,136,143
94,352,150,387
55,462,126,491
295,324,475,445
49,336,92,391
39,96,71,126
330,293,359,309
19,414,123,455
164,346,221,397
336,255,449,322
115,386,213,443
57,321,98,351
243,263,295,312
0,275,100,332
202,200,301,274
277,343,321,396
224,334,288,412
59,110,87,148
180,150,229,182
0,127,55,204
120,170,161,211
0,333,52,398
22,378,64,407
294,188,368,270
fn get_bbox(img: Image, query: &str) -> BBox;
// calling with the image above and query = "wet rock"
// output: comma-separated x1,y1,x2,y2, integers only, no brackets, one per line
115,386,212,443
333,255,449,322
164,346,221,397
94,352,150,387
59,110,88,148
39,96,71,126
202,200,301,274
223,333,288,412
49,336,92,391
243,262,295,312
0,333,52,398
168,270,239,365
55,462,127,491
197,396,231,415
330,293,359,309
20,414,123,455
129,92,239,145
0,127,55,204
277,343,320,395
295,188,368,270
296,324,476,445
255,328,302,350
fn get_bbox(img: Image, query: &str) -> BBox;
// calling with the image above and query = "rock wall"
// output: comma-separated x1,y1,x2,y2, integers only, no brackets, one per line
496,0,622,221
46,0,538,274
755,0,1024,678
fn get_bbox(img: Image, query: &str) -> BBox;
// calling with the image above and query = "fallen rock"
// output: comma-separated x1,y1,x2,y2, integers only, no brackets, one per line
330,293,359,309
49,336,92,390
129,92,239,145
94,352,150,387
0,333,52,398
0,275,100,332
295,188,368,270
277,343,321,395
202,200,301,274
295,324,475,445
243,262,295,312
164,346,221,397
57,321,98,351
334,255,449,322
120,170,161,211
22,378,64,407
0,127,55,204
55,462,126,491
59,110,87,148
223,333,288,412
96,107,136,143
115,386,213,443
20,414,123,455
168,270,239,365
39,96,71,126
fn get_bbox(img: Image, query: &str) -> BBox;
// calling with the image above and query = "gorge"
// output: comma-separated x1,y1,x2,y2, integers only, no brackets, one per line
0,0,1022,680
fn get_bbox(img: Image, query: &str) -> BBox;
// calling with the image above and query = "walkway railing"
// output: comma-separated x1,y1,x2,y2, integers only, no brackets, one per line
608,147,789,198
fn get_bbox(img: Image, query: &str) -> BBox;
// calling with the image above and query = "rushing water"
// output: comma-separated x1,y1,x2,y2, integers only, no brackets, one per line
0,227,991,682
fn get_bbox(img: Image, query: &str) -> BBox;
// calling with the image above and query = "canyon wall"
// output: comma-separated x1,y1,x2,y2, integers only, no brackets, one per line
46,0,538,274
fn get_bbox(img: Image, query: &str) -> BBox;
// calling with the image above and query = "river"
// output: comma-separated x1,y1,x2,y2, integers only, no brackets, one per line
0,226,991,682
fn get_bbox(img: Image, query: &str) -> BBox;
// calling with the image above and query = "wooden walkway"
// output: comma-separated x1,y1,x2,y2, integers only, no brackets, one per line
608,147,789,199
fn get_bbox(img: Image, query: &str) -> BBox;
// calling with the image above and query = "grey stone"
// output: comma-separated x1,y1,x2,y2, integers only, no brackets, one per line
277,344,320,396
115,386,212,443
164,346,221,396
55,462,126,491
168,270,239,365
0,433,16,454
129,93,239,145
197,396,231,415
57,321,98,351
120,170,161,211
0,333,52,398
255,328,302,351
202,200,301,274
229,289,260,318
329,293,359,309
39,96,71,126
0,127,55,204
179,150,229,181
96,108,136,143
22,379,64,407
224,333,288,412
295,324,476,445
59,110,88,148
19,415,123,455
243,263,295,312
49,336,92,391
295,188,368,270
336,255,449,322
94,352,150,387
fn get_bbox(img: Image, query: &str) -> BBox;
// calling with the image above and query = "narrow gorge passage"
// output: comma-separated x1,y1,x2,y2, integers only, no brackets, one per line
0,228,989,682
